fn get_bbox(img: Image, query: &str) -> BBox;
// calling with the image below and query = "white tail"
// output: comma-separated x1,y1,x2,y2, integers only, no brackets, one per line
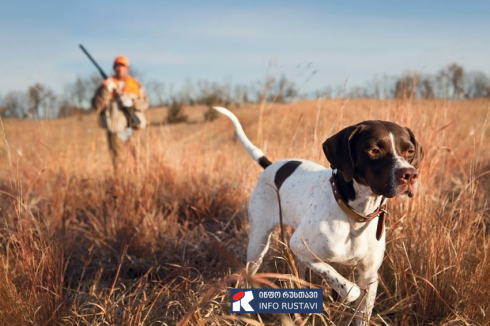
213,106,272,169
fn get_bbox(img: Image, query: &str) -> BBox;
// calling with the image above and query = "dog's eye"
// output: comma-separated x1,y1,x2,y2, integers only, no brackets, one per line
407,149,415,156
368,148,381,156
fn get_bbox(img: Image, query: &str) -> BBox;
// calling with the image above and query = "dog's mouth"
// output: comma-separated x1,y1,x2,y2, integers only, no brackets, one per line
401,189,415,198
395,182,418,198
372,181,418,198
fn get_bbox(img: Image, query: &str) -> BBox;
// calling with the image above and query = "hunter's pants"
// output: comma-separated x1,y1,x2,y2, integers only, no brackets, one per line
106,129,141,171
107,131,127,171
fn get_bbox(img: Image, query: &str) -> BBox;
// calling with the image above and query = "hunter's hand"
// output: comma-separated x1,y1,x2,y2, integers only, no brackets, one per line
105,79,117,93
120,95,133,108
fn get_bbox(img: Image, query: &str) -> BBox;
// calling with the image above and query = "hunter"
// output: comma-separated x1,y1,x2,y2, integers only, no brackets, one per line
91,56,149,170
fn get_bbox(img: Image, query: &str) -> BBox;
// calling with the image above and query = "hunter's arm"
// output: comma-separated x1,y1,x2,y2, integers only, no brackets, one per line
133,87,149,112
91,85,112,114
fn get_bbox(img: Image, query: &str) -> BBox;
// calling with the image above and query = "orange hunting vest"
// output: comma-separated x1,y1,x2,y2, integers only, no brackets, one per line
103,76,141,98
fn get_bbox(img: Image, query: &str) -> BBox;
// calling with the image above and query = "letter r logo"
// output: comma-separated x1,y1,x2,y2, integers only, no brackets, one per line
231,291,254,312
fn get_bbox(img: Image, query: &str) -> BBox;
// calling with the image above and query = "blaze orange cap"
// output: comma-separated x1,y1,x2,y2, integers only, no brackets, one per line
114,56,129,67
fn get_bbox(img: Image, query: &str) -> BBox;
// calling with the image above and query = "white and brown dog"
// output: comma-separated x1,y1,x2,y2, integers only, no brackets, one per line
213,107,423,324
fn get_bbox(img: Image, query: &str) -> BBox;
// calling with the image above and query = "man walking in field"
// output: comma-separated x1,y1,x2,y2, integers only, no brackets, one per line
91,56,149,171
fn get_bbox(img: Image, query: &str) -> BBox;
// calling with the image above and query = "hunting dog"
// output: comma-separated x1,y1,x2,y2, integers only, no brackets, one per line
213,107,423,324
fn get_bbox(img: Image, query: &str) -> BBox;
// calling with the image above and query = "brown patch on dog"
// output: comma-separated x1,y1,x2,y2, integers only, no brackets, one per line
274,161,302,190
258,156,273,169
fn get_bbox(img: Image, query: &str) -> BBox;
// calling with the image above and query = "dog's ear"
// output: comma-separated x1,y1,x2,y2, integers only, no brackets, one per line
322,125,364,182
405,127,424,169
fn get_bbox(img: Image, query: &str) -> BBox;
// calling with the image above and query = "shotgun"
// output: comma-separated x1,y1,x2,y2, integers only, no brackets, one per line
79,44,140,128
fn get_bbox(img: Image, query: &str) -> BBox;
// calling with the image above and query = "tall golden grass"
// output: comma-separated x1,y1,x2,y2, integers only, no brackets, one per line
0,99,489,325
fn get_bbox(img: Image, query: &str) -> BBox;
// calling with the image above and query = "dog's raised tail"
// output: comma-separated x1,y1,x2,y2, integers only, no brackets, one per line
213,106,272,169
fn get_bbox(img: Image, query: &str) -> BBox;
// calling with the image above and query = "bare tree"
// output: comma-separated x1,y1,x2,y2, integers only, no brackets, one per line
195,80,229,106
259,75,299,103
65,77,87,108
27,84,43,118
449,63,465,99
63,73,103,110
393,73,419,99
27,83,57,118
2,91,29,118
438,63,465,99
465,71,489,98
418,78,435,99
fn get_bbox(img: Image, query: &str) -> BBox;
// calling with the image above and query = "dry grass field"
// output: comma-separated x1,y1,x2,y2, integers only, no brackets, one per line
1,99,489,325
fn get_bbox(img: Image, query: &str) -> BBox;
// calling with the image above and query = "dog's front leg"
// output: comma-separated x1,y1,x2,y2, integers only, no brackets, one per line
290,233,361,302
354,269,379,326
303,260,361,302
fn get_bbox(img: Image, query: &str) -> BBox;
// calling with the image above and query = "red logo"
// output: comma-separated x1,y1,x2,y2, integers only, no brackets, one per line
233,291,245,301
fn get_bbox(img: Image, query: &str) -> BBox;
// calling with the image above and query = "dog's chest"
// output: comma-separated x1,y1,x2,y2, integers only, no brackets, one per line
280,176,384,265
305,212,383,265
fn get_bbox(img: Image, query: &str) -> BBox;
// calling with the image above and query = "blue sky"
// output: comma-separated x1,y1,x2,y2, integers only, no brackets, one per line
1,0,489,96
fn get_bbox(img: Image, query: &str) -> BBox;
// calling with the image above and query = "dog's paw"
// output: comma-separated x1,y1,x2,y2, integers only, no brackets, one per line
343,284,361,303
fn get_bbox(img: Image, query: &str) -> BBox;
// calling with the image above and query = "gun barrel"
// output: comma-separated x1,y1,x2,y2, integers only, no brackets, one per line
79,44,108,80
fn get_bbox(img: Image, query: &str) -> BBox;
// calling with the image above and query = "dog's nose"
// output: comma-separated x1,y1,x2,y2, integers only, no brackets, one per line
396,167,418,184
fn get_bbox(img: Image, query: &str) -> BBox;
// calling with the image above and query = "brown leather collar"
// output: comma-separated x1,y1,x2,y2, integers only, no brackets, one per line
330,171,388,241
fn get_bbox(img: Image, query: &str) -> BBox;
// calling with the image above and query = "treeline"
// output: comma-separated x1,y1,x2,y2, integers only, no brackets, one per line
318,63,490,100
0,74,103,119
0,62,489,119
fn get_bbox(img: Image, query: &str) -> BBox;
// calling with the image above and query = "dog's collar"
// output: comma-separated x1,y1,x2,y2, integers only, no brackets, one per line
330,170,388,241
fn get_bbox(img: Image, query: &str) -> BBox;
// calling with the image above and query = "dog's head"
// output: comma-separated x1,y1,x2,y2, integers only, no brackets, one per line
323,120,424,198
